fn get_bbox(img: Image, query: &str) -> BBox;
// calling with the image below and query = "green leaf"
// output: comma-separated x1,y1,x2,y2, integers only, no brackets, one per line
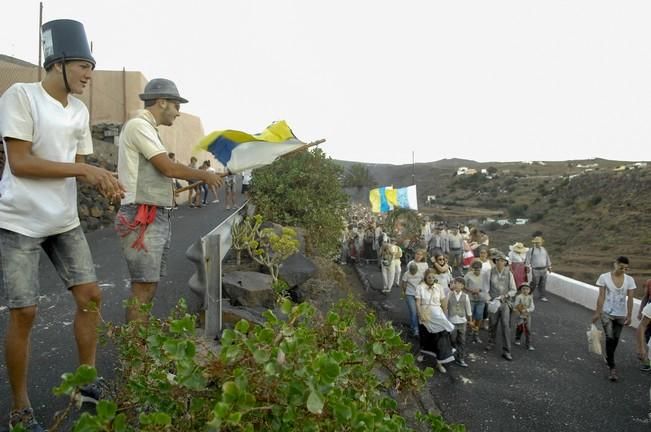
235,319,250,333
96,400,117,419
306,390,324,414
372,342,385,355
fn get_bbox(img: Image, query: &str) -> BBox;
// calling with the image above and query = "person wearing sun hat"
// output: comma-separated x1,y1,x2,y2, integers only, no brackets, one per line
525,234,552,302
486,250,517,360
508,241,529,290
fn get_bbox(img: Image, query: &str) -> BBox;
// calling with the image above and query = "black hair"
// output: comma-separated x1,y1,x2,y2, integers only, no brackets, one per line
615,256,629,265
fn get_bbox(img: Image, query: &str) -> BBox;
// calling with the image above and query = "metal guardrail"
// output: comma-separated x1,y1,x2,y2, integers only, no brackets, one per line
186,201,249,340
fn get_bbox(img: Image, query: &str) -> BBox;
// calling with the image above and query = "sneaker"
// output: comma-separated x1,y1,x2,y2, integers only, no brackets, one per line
485,343,494,351
514,339,521,346
640,363,651,372
502,352,513,361
540,297,549,302
455,359,469,368
527,346,535,351
436,363,447,374
212,199,220,203
608,369,618,382
416,353,425,362
9,407,45,432
78,378,107,405
473,335,483,344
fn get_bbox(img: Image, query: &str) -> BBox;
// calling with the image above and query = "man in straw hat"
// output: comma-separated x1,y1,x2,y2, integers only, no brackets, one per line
115,78,223,323
0,19,125,430
525,234,552,302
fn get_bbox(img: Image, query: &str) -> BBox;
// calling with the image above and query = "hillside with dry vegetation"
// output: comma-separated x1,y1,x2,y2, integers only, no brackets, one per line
337,158,651,294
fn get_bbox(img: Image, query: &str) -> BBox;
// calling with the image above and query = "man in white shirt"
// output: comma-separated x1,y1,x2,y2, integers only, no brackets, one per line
0,19,124,430
592,256,636,382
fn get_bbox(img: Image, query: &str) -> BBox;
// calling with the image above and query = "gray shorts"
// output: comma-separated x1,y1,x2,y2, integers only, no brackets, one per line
116,204,171,283
0,226,97,308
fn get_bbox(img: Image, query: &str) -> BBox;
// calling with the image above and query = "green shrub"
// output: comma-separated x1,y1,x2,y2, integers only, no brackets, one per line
251,148,348,257
53,298,464,431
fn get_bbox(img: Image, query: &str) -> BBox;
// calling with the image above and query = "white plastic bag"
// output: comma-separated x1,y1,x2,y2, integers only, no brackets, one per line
487,299,501,314
586,324,603,355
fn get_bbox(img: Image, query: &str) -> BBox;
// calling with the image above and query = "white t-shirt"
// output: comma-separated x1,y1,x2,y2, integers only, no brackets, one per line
596,272,636,317
401,270,422,296
0,82,92,237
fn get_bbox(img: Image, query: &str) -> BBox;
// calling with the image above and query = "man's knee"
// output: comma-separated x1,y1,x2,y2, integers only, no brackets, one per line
9,306,38,328
71,283,101,309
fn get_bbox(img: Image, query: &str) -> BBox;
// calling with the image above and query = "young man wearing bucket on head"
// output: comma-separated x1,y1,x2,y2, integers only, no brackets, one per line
115,78,223,322
0,19,125,430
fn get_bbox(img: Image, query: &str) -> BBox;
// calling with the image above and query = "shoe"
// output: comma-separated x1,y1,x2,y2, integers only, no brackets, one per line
78,378,106,405
540,297,549,302
226,206,231,210
502,352,513,361
416,353,424,362
473,335,483,344
9,407,45,432
455,360,469,368
212,199,220,203
640,363,651,372
485,343,494,351
436,363,447,374
527,346,535,351
514,339,521,346
608,369,618,382
189,204,195,208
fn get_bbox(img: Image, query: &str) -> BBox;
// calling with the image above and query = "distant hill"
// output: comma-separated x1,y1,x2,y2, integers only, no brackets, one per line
335,158,651,293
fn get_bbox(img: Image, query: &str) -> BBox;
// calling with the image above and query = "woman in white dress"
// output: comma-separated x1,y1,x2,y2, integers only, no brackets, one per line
416,269,456,372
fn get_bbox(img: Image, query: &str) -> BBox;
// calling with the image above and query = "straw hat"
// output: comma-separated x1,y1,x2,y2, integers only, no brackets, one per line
509,242,528,254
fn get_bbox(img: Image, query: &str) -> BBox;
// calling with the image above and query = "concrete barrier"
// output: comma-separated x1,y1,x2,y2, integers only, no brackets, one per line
546,272,642,329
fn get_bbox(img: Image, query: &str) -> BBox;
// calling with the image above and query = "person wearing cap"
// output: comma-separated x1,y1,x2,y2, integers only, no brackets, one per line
115,78,223,322
524,235,552,302
0,19,126,430
514,282,535,350
485,251,517,361
446,276,472,367
465,259,489,343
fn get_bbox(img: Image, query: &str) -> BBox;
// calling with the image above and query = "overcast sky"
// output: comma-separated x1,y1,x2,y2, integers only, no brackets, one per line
3,0,651,164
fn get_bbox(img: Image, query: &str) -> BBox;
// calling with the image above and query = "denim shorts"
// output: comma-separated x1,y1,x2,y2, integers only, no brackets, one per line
115,204,171,283
0,226,97,308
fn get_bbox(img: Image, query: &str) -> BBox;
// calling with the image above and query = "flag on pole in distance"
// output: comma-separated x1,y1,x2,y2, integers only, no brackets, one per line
195,120,306,174
369,185,418,213
369,186,394,213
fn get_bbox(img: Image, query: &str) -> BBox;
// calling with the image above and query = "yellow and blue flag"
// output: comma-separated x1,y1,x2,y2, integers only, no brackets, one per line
195,120,306,174
370,185,418,213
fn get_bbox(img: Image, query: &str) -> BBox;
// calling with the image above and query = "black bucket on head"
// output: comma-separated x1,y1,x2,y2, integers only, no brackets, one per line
42,19,95,69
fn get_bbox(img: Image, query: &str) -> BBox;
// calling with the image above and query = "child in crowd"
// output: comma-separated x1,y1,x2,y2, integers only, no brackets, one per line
465,259,488,343
447,277,473,367
401,262,423,337
514,282,535,350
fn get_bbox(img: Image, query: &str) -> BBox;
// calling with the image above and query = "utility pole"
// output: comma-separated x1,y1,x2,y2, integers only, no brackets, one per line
37,2,43,80
411,151,415,185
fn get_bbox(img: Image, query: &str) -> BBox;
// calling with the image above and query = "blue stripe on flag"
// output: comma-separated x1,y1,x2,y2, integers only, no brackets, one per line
206,136,239,167
379,187,390,213
397,188,409,208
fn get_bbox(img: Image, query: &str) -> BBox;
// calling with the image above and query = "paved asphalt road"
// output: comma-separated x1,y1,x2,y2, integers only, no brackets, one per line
357,262,651,432
0,198,243,428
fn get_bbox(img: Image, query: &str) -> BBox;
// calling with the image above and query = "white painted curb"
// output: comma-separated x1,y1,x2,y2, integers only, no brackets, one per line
546,272,642,329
